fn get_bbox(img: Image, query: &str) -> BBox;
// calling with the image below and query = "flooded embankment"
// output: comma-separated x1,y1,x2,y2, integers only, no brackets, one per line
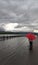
0,36,38,65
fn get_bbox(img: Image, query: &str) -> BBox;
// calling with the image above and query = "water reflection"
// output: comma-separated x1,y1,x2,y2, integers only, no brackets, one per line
0,37,37,65
0,34,25,41
0,36,13,41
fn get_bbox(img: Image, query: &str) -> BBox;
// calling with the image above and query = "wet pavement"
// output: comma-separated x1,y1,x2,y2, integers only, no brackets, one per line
0,37,38,65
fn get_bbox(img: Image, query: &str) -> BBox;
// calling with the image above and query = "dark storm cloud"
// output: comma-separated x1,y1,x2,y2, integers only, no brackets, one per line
0,0,38,22
0,0,38,24
0,0,38,31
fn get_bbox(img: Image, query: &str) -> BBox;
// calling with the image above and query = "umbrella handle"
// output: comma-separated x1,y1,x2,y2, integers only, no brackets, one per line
29,39,33,41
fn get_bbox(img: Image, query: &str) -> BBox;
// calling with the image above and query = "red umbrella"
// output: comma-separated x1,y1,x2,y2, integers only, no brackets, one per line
26,33,36,41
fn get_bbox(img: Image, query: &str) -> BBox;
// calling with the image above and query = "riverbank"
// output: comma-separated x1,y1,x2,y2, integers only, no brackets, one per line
0,37,38,65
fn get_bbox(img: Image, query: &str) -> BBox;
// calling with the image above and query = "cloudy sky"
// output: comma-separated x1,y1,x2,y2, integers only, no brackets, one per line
0,0,38,32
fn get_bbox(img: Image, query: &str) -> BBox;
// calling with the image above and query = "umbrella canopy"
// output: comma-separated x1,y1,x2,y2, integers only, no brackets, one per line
26,33,36,41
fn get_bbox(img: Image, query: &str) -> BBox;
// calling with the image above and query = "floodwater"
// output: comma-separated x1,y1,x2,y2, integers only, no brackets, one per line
0,37,38,65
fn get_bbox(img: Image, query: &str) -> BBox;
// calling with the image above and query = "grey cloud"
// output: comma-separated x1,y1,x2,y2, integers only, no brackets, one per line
0,0,38,30
0,27,5,31
0,23,5,31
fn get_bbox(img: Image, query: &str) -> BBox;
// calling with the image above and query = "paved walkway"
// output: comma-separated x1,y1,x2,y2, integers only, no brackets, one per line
0,37,38,65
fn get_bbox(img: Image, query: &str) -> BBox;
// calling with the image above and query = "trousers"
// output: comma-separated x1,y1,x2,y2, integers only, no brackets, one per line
29,41,33,50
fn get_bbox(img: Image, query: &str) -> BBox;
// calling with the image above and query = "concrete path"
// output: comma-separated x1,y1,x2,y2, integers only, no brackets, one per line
0,37,38,65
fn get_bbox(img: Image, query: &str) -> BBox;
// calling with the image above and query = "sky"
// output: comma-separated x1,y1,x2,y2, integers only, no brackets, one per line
0,0,38,32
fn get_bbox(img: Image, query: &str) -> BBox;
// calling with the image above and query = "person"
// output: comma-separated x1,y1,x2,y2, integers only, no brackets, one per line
26,33,37,50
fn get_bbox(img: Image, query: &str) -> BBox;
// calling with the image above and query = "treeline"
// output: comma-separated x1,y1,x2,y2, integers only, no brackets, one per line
0,31,38,35
0,31,29,34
